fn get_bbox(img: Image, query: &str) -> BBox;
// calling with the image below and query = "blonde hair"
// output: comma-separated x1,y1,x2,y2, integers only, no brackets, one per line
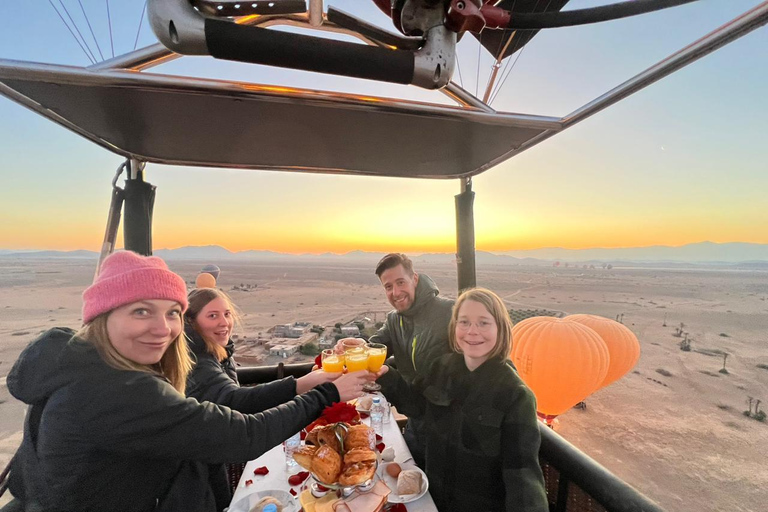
78,313,192,394
448,287,513,361
185,288,240,362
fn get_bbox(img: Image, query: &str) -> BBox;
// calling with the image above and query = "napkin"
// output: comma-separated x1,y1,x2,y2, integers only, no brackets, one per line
332,481,391,512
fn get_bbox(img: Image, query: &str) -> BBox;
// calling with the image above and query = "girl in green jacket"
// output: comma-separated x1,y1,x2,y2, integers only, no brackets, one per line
377,287,548,512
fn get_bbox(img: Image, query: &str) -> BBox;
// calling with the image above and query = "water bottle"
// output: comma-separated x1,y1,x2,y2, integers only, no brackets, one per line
283,430,301,469
370,397,384,436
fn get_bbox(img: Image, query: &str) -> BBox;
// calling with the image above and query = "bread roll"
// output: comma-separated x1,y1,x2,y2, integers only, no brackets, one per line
343,448,377,465
292,445,317,471
338,462,376,487
311,445,342,485
396,470,422,496
249,496,283,512
344,424,374,451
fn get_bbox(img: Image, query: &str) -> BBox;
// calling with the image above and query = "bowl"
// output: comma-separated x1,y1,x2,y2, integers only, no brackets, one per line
378,463,429,504
228,489,299,512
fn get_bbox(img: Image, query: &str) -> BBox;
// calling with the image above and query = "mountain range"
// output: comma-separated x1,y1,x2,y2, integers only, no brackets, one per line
2,242,768,266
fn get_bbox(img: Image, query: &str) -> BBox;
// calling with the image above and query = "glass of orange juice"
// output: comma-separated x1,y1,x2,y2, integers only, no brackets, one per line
366,343,387,372
321,349,345,373
363,343,387,391
345,350,369,373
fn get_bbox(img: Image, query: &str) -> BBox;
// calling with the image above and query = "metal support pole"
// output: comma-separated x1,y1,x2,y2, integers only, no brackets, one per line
455,177,477,292
123,160,155,256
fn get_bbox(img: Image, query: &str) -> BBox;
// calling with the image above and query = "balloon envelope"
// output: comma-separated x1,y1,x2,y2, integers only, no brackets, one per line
511,316,609,417
201,264,220,281
563,314,640,389
195,272,216,288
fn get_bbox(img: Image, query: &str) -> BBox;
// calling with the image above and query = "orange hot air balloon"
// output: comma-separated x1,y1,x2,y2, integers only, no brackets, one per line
563,314,640,389
195,272,216,289
511,317,609,421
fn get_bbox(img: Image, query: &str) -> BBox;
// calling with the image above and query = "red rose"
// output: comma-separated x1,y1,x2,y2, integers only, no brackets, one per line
314,354,322,367
321,402,360,424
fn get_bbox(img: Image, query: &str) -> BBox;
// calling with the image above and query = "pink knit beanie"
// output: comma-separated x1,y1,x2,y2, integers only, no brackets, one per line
82,251,188,324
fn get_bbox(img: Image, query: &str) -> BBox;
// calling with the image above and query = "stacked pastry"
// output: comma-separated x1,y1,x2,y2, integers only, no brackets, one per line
293,423,377,486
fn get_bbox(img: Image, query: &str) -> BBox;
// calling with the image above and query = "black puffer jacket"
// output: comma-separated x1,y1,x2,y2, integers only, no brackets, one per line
379,353,548,512
7,328,339,512
185,325,300,510
185,325,297,413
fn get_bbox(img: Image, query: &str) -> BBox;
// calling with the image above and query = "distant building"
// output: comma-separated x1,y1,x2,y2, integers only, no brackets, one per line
269,344,300,358
340,325,360,337
273,322,311,338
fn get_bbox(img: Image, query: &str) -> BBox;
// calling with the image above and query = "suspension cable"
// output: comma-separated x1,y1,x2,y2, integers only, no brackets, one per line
47,0,95,64
57,0,97,63
77,0,104,61
133,1,148,51
106,0,115,58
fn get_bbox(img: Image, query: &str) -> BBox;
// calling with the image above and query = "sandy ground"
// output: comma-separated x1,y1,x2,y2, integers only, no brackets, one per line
0,258,766,511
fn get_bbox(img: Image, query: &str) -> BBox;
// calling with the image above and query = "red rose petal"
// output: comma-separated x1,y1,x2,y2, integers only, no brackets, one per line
376,442,386,452
245,479,253,486
289,488,297,497
359,412,369,419
287,471,310,486
316,484,329,492
253,466,269,476
314,354,322,367
300,430,307,440
375,434,383,441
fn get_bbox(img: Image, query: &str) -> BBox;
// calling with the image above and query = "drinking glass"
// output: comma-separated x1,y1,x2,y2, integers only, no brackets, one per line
363,343,387,391
321,349,345,373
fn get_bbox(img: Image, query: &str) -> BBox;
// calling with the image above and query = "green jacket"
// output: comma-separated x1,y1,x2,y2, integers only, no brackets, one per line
379,353,548,512
368,273,453,384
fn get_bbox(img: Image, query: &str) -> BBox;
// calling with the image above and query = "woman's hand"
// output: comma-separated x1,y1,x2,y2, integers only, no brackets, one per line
331,371,372,402
296,370,340,395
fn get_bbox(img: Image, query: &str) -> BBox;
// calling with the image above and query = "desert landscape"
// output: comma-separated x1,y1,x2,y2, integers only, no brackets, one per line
0,257,766,511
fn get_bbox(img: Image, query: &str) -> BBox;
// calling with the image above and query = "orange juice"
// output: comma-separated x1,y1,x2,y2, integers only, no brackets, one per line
367,350,386,372
345,353,369,372
322,355,345,373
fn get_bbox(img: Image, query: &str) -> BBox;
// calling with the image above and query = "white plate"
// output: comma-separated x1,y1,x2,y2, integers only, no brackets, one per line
378,463,429,504
228,489,299,512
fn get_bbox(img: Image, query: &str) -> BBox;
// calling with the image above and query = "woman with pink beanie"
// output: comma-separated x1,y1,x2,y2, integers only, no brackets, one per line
6,251,370,512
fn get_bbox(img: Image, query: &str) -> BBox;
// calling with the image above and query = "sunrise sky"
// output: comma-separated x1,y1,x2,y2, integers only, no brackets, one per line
1,1,766,254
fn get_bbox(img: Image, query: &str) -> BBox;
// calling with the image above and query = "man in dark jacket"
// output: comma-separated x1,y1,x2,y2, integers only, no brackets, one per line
368,253,454,466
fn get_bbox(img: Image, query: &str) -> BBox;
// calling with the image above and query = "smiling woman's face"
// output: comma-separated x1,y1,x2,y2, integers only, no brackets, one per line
106,299,183,365
193,297,234,347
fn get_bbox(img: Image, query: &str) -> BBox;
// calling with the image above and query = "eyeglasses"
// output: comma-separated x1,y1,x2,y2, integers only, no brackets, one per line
455,319,495,332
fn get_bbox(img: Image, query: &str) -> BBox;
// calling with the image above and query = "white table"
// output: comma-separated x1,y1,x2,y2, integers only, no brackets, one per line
230,413,438,511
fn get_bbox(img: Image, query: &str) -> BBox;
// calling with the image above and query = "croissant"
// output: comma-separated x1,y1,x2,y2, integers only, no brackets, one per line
343,448,377,465
292,445,317,471
311,445,342,485
338,462,376,487
314,425,343,453
345,424,374,451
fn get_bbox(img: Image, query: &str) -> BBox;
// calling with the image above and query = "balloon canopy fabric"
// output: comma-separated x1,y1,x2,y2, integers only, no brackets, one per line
563,314,640,389
201,264,221,281
511,316,609,418
195,272,216,289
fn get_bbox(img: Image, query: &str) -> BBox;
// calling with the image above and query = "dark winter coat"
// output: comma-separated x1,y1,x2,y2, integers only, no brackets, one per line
184,325,299,510
7,328,339,512
185,325,297,413
368,274,454,385
369,273,454,464
378,353,548,512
